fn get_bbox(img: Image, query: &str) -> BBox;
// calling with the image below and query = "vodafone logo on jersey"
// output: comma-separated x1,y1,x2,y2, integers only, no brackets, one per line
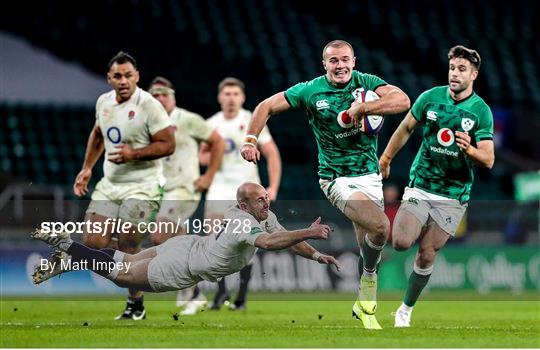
437,128,455,147
337,111,353,128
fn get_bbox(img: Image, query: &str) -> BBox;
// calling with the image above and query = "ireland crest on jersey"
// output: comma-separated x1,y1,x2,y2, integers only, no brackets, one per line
461,118,475,132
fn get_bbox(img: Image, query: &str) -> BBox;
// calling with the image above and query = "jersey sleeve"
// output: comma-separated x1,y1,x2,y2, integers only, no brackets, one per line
145,99,172,135
284,81,309,109
474,105,494,142
187,113,214,141
411,90,430,122
224,207,266,246
94,95,104,127
362,73,388,91
237,221,266,246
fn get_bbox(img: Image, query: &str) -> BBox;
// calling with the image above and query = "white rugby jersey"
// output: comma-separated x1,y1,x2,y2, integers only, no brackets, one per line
188,205,284,282
206,109,272,187
162,107,213,192
95,88,171,183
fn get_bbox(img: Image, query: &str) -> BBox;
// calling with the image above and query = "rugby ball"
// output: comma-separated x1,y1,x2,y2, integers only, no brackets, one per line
358,90,384,135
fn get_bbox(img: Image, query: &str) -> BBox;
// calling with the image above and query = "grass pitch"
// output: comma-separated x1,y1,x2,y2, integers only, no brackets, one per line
1,292,539,348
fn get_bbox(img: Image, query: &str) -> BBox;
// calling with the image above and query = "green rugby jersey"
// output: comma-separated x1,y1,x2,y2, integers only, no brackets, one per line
409,86,494,203
285,71,387,180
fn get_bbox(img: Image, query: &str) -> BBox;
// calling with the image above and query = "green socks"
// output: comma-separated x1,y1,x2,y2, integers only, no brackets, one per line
403,264,433,307
360,236,384,275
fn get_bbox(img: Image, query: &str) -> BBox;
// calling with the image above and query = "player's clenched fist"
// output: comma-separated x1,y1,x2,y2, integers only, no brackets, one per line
108,144,136,164
379,154,391,179
308,216,332,240
240,144,260,164
455,131,471,153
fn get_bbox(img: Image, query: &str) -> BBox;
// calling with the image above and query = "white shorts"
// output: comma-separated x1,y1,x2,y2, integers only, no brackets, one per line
87,178,161,224
157,187,200,224
401,187,467,236
147,235,203,292
319,173,384,212
205,181,242,217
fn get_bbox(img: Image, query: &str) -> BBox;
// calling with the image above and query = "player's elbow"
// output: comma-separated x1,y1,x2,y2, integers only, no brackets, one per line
255,99,270,117
255,237,278,251
484,155,495,169
388,89,411,112
256,240,274,250
400,94,411,111
160,126,176,156
214,136,226,155
164,145,175,157
478,151,495,169
259,96,281,118
207,131,223,146
163,139,175,156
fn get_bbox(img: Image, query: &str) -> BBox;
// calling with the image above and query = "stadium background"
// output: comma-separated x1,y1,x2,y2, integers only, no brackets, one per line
0,0,538,297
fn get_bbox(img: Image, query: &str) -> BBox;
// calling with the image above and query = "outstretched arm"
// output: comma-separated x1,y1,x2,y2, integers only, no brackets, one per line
379,112,419,179
241,92,291,164
254,217,329,250
289,241,341,271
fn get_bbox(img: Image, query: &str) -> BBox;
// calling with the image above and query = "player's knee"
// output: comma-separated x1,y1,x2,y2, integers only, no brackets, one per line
149,235,163,246
118,240,141,254
373,216,390,238
113,273,132,288
391,221,416,251
392,236,413,251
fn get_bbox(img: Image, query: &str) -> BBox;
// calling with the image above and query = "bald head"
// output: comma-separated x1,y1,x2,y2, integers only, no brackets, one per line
236,182,270,222
236,182,265,202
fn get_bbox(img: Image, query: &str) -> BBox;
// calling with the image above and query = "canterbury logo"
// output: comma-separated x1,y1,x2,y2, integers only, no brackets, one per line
427,110,438,121
315,99,329,110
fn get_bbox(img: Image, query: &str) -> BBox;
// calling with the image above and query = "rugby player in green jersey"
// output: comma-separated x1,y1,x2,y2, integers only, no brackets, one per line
241,40,410,329
379,45,495,327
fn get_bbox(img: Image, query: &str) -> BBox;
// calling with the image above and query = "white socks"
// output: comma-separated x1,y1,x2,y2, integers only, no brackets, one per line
399,302,413,313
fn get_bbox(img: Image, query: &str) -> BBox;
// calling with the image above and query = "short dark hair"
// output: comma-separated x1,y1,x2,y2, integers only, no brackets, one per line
108,51,137,70
218,77,245,93
149,76,174,90
448,45,481,70
322,40,355,59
